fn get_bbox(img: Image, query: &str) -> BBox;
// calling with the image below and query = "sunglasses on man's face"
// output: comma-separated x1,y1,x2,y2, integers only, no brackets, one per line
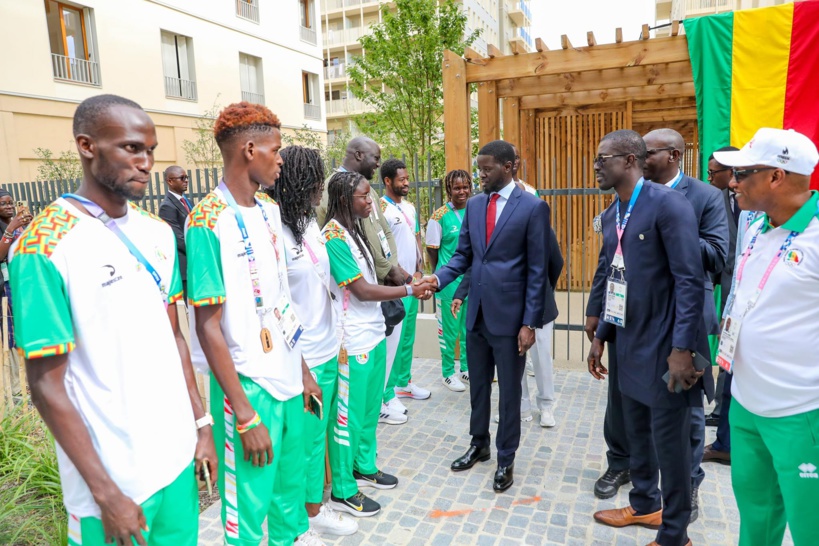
170,175,189,182
731,167,778,181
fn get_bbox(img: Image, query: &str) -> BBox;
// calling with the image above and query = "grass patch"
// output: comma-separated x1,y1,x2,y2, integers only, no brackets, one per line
0,404,67,545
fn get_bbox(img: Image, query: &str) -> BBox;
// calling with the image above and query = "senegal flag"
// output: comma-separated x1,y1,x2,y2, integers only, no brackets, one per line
684,1,819,189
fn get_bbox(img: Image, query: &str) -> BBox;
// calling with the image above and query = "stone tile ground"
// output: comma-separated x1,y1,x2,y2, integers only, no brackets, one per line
199,358,793,545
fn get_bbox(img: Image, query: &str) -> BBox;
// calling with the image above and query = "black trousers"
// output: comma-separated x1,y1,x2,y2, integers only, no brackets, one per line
603,342,631,471
466,310,526,467
622,394,692,546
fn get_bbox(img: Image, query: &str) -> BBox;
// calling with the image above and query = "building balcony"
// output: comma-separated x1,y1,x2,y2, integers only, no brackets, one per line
323,27,368,48
165,76,197,101
508,35,531,54
241,91,265,104
323,0,384,16
325,97,369,118
674,0,735,19
301,25,317,45
304,103,322,120
324,63,349,80
51,54,100,86
236,0,259,23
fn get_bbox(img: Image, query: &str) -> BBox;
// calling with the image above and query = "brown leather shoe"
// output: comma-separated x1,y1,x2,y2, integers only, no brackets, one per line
646,541,692,546
593,506,662,529
702,443,731,465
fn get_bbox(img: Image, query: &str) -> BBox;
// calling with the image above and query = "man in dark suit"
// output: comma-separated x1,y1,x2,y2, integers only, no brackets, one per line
643,128,729,521
588,130,705,546
702,146,741,466
422,139,550,493
158,165,192,299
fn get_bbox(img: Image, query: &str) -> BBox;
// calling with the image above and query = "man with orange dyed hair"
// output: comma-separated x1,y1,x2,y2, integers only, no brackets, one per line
186,102,324,545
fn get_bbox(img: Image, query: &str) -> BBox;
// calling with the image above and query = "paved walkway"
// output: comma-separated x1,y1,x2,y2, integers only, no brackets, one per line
199,358,793,545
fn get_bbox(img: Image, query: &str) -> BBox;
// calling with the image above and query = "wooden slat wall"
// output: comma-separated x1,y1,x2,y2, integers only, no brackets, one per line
536,110,625,291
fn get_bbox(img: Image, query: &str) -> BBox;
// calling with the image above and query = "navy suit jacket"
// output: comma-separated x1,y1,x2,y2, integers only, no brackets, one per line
437,184,550,337
595,182,706,409
719,189,739,311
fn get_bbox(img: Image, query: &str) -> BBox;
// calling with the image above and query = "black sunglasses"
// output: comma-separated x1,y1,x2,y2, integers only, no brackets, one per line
732,167,778,181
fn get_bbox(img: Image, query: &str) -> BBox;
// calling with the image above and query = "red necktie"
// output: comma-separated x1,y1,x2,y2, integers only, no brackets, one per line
181,197,191,213
486,193,500,245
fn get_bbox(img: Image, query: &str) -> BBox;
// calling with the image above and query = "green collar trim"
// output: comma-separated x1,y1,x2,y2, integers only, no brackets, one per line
761,191,819,233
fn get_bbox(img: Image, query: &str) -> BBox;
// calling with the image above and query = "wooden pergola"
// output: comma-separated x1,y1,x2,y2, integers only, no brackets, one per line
441,24,698,288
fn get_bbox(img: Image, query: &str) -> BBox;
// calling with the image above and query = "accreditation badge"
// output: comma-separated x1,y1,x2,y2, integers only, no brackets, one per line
377,229,392,259
603,276,627,327
274,293,304,349
716,315,742,373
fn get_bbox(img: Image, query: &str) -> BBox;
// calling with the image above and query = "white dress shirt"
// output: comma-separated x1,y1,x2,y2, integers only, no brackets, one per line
490,179,517,222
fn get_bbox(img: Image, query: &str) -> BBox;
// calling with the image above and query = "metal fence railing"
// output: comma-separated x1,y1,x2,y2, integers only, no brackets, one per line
164,76,197,100
236,0,259,22
241,91,265,104
51,53,100,86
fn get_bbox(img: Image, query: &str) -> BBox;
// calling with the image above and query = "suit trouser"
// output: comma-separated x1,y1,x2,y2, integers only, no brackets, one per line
712,371,732,452
622,393,692,546
467,312,526,467
690,405,706,488
731,400,819,546
602,343,631,472
713,368,726,417
520,321,555,413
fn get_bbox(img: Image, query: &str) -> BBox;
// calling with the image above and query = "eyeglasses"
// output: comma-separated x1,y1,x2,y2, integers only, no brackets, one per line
732,167,778,181
645,147,676,156
593,153,630,165
707,167,732,177
169,175,189,181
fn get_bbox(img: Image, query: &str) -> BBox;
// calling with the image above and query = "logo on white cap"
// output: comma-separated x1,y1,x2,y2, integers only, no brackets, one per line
713,128,819,177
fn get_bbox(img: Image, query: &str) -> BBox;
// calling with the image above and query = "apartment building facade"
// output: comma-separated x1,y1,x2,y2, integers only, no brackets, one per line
655,0,795,33
0,0,326,182
321,0,533,139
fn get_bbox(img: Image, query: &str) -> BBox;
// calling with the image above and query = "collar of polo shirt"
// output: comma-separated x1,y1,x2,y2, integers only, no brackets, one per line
759,190,819,234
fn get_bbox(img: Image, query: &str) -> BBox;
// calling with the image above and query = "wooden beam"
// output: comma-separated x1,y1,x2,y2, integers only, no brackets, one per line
626,100,633,129
487,44,502,59
632,96,698,111
520,82,695,109
496,62,693,98
615,27,623,43
519,109,536,185
463,47,481,62
477,81,500,144
502,97,520,148
587,31,597,47
561,34,572,50
443,50,471,172
535,37,547,52
641,24,650,40
465,36,690,83
510,39,522,55
671,20,681,36
632,108,699,123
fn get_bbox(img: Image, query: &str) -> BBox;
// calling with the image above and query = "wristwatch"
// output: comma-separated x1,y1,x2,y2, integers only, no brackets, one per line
196,413,214,430
672,347,692,354
525,325,536,331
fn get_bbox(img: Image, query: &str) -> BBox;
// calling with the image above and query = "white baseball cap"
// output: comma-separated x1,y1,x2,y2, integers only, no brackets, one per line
713,128,819,176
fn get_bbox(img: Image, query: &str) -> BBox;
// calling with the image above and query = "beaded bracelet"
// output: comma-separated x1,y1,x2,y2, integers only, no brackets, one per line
236,412,262,434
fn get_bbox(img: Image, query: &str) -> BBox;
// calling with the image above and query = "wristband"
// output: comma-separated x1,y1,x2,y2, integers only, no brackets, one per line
237,413,262,434
405,284,413,296
195,413,214,429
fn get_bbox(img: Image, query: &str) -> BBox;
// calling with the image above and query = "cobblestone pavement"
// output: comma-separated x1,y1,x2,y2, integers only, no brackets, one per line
199,358,793,545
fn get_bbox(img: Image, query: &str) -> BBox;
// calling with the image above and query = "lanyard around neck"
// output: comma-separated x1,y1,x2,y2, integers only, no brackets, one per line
446,202,464,226
613,178,644,260
734,223,799,316
382,195,415,230
667,171,684,189
62,193,167,306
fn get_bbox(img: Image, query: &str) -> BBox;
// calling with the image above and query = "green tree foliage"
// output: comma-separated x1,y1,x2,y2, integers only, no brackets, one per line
181,97,223,170
33,145,82,183
347,0,478,177
280,125,352,168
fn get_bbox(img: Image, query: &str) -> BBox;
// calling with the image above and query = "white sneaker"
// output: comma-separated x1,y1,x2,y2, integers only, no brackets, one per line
309,504,358,536
540,406,556,428
378,403,407,425
442,374,466,392
459,371,470,383
395,382,431,400
387,397,408,415
494,410,533,423
296,529,326,546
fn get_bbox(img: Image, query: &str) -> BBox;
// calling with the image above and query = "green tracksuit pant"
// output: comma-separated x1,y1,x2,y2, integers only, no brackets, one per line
436,295,468,377
330,339,387,499
731,399,819,546
67,462,198,546
383,296,418,402
211,374,306,546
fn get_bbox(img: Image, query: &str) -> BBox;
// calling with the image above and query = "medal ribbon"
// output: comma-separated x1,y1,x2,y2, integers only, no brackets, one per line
62,193,167,307
613,178,644,266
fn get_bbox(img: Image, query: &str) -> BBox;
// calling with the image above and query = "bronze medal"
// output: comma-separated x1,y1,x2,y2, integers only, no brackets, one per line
338,346,348,364
261,328,273,353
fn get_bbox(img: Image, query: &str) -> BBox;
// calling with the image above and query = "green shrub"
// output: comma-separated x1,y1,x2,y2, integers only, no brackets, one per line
0,405,66,545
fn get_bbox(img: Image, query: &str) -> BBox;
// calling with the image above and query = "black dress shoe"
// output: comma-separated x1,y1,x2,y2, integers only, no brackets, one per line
451,445,491,471
594,467,631,499
705,413,720,427
493,463,514,492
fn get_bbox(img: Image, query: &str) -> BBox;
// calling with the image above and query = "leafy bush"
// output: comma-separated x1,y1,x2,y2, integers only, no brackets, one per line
0,405,66,545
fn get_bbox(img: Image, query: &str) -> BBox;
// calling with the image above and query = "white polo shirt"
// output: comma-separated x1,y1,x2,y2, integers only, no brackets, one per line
730,191,819,418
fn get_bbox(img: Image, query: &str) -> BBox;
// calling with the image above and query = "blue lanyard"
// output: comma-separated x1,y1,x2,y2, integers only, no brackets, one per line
668,171,684,189
62,194,167,305
382,194,416,230
615,178,644,233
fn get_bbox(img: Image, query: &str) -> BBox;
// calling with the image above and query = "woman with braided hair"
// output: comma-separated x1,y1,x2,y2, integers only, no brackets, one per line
425,170,472,391
322,171,433,517
264,146,358,541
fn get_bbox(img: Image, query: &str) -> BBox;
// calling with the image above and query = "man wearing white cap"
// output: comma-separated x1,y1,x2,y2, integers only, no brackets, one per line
713,127,819,546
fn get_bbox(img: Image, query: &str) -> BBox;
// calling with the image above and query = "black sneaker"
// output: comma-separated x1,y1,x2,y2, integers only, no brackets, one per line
594,467,631,499
354,469,398,490
327,492,381,517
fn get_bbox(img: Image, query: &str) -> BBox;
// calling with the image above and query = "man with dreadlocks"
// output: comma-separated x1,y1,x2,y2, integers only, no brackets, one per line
426,169,472,392
185,102,322,545
266,145,358,541
322,170,433,517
